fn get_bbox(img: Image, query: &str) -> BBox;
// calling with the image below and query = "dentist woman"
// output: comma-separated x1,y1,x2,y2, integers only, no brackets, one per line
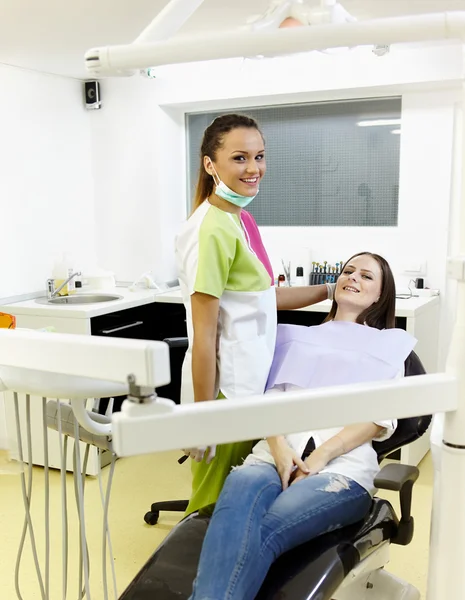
175,114,333,516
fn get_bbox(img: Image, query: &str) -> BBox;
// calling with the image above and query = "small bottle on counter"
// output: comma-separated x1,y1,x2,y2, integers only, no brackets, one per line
277,274,286,287
295,266,305,286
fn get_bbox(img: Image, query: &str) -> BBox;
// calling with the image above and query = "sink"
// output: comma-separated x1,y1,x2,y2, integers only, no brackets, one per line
36,294,123,305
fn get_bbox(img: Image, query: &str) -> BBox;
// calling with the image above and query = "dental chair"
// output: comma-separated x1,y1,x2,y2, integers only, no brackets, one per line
130,349,429,600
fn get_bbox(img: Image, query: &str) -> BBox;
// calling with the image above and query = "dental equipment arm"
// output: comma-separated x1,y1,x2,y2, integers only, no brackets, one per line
85,12,465,75
0,329,170,392
111,373,456,457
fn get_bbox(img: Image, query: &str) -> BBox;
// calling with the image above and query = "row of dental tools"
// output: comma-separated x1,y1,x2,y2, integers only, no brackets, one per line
309,261,344,285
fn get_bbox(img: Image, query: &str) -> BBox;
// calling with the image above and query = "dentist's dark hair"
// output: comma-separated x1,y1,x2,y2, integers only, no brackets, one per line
191,114,264,213
325,252,396,330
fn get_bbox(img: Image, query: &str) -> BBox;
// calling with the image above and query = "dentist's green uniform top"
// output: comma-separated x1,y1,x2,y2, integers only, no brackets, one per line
175,200,277,515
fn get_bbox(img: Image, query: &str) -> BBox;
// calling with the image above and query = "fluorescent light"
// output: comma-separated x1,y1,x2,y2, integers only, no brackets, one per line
391,129,401,134
357,119,401,127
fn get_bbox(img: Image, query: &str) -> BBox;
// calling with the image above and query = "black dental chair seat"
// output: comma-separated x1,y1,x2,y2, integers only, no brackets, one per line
121,496,398,600
121,351,430,600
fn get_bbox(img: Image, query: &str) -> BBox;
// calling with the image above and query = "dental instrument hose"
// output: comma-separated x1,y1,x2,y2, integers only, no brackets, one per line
42,398,50,599
98,448,118,600
73,432,91,600
13,393,46,600
57,400,69,599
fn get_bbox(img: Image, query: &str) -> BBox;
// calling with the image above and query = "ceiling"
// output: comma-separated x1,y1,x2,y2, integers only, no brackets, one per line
1,0,465,79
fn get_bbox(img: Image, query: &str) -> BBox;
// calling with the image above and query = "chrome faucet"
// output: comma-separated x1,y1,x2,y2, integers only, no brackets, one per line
46,271,82,299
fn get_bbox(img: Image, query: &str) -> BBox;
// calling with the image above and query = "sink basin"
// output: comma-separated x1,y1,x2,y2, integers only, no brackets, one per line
36,294,123,305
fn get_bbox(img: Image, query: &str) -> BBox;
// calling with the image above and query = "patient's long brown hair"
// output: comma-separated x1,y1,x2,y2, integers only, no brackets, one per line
324,252,396,330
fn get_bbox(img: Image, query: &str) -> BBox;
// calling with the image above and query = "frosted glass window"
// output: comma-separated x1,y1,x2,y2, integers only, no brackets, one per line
186,98,401,226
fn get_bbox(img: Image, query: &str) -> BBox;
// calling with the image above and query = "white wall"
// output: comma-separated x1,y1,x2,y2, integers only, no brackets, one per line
91,76,185,283
0,64,96,299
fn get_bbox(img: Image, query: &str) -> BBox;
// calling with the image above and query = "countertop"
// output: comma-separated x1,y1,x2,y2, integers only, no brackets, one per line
151,289,440,318
0,287,162,319
0,286,440,320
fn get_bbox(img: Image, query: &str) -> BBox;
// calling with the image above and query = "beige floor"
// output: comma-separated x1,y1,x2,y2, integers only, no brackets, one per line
0,450,433,599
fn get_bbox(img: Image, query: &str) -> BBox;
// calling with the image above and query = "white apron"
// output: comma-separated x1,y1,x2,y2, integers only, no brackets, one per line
181,285,277,403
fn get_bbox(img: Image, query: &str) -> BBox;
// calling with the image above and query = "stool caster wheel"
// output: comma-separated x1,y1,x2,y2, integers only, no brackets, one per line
144,511,160,525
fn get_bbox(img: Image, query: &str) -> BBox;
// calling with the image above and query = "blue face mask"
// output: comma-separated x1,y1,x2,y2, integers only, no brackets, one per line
209,161,259,208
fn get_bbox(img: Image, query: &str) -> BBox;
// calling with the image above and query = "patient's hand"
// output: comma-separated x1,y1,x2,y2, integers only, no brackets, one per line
290,450,330,485
268,438,309,490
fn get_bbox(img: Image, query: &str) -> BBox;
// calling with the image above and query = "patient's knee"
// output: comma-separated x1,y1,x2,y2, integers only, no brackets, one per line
227,463,277,488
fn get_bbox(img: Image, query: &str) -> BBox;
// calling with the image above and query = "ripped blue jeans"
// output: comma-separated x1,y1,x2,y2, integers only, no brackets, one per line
189,462,372,600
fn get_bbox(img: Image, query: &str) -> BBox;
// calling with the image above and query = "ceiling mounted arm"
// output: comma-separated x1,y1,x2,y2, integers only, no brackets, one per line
134,0,207,44
85,11,465,75
87,0,207,76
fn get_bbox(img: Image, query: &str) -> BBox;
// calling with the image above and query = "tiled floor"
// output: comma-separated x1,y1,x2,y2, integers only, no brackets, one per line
0,450,433,599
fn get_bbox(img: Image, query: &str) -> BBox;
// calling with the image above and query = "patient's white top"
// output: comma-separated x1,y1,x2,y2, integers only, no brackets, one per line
244,321,417,496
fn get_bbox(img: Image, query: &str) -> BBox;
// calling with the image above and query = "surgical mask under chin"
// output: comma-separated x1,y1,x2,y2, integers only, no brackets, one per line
210,164,258,208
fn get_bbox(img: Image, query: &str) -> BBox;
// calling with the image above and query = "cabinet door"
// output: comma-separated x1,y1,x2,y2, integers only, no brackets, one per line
91,303,188,406
91,303,187,341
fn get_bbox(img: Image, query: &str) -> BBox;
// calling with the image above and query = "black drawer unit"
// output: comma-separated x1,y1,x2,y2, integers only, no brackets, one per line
91,302,187,406
91,302,187,341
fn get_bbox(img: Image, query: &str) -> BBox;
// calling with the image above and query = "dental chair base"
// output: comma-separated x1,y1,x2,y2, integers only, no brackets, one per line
334,552,420,600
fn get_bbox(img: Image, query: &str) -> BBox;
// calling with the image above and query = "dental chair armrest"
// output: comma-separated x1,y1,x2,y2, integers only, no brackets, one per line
163,337,188,348
374,463,419,546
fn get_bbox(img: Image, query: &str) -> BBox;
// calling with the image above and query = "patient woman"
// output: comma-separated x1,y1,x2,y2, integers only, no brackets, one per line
189,252,417,600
